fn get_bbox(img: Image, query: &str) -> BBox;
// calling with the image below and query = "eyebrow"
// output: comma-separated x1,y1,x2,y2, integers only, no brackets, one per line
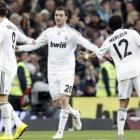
55,14,64,16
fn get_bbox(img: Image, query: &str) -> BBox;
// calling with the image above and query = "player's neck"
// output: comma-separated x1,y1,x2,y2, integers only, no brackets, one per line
56,24,66,28
0,17,5,22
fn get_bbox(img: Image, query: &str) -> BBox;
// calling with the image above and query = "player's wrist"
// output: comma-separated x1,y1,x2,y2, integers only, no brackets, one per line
85,54,89,59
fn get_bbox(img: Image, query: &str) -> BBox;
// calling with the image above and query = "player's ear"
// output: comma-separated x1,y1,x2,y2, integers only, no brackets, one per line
122,24,123,29
65,16,68,20
6,10,8,16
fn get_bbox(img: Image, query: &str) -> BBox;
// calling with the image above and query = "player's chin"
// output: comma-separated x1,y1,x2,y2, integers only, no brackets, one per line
56,22,62,26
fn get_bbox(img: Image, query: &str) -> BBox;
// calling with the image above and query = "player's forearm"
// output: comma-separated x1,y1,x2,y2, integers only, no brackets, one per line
26,38,34,44
77,37,99,52
18,37,33,44
18,44,40,52
17,30,33,44
83,41,99,53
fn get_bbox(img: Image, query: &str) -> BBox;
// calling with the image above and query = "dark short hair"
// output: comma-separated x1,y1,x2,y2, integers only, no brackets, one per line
0,1,7,17
101,0,110,6
108,15,123,31
55,6,68,16
127,1,135,7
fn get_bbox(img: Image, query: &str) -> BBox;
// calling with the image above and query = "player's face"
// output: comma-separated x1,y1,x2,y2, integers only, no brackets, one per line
55,10,67,27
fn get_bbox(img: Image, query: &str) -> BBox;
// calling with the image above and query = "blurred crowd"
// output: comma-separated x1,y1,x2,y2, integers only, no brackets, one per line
2,0,139,116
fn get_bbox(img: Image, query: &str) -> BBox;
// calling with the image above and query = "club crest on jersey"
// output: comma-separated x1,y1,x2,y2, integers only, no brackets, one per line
65,35,68,40
51,41,67,48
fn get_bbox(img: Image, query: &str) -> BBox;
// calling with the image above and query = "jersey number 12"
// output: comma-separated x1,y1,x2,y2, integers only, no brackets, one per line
113,39,132,60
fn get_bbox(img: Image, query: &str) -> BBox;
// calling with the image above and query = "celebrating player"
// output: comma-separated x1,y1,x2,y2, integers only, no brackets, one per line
78,15,140,139
16,6,99,139
0,2,35,139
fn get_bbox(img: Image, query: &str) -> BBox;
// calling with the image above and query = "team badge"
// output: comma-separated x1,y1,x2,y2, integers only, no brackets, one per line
65,35,68,40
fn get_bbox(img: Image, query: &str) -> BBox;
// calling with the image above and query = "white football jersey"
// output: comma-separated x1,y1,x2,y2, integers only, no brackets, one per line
18,25,98,75
96,29,140,81
0,18,32,75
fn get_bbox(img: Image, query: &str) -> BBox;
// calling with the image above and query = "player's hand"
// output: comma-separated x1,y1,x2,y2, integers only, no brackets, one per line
104,53,113,61
31,38,36,45
77,51,87,61
15,45,19,52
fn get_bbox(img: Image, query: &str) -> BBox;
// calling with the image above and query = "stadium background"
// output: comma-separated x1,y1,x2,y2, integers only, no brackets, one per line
0,0,140,134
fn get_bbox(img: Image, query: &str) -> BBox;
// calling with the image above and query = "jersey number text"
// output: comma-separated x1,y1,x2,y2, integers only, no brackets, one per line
12,32,16,49
64,85,72,93
113,39,132,60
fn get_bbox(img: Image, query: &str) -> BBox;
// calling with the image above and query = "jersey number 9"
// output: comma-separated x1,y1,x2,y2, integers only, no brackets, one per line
12,32,16,49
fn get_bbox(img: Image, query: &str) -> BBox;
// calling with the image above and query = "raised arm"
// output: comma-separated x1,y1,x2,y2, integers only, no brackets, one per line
17,30,48,52
17,30,34,44
74,31,98,53
77,39,111,61
95,39,110,59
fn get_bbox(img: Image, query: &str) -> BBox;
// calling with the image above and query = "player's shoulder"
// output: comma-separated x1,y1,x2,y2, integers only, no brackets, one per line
103,36,110,45
1,18,17,30
65,25,81,36
42,27,55,34
123,29,140,39
126,29,139,34
0,18,7,30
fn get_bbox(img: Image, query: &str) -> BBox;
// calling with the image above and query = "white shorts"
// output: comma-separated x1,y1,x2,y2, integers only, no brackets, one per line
118,75,140,99
48,73,74,100
0,70,15,95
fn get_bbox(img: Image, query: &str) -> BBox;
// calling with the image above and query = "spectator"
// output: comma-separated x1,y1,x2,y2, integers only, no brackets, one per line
31,72,58,118
40,9,50,29
83,1,94,15
96,58,117,97
9,52,32,111
85,60,98,84
69,14,85,33
86,11,107,32
29,53,40,72
124,2,136,25
133,19,140,34
20,4,32,34
27,27,36,37
10,13,24,33
72,75,84,96
83,83,96,97
112,0,122,14
20,52,36,75
97,0,112,22
47,20,55,27
65,0,80,17
127,11,139,27
33,13,44,34
7,1,19,16
45,0,55,20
